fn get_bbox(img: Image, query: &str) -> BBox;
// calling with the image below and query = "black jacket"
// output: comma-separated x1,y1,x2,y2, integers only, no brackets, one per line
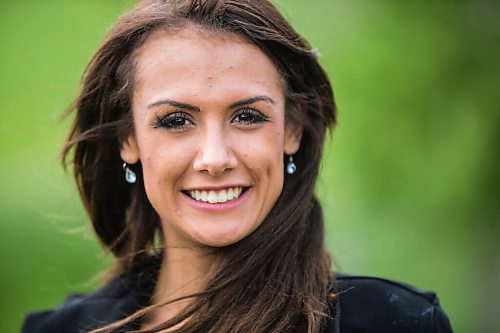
22,259,453,333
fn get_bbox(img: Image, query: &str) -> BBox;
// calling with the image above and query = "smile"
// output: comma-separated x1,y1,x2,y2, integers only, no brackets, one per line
184,187,247,204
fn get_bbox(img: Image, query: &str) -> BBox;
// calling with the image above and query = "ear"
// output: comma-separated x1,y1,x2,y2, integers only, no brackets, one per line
284,122,303,155
120,132,140,164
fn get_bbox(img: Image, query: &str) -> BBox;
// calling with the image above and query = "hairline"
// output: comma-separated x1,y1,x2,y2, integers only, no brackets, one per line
127,20,292,120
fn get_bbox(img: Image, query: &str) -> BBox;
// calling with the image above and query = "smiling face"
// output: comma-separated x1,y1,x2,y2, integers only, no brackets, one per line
120,25,301,248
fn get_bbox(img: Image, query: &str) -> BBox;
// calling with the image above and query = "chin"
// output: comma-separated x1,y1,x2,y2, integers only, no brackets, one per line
191,225,254,248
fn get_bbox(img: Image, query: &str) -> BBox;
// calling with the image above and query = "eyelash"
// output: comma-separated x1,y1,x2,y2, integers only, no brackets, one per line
153,112,194,131
232,108,269,126
153,108,269,131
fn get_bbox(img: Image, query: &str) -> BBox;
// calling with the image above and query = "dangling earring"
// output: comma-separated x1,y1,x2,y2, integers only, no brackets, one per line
286,155,297,175
122,162,137,184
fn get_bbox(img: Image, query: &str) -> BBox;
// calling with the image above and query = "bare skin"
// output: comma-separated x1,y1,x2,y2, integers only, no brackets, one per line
141,247,214,330
121,24,302,330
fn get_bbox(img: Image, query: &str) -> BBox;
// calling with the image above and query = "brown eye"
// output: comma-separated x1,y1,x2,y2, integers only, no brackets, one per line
154,112,195,131
232,108,268,126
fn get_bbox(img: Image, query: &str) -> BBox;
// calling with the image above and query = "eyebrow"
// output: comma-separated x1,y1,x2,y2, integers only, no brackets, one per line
146,95,275,111
147,99,200,112
229,95,275,108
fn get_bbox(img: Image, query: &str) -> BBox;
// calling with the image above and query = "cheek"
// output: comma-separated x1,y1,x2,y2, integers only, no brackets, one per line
234,125,285,189
247,126,285,168
137,137,195,200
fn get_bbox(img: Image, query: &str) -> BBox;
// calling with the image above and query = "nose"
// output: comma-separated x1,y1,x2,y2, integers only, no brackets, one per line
193,125,238,176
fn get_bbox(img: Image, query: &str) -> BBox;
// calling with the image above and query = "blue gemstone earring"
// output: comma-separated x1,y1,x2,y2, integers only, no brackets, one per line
122,162,137,184
286,155,297,175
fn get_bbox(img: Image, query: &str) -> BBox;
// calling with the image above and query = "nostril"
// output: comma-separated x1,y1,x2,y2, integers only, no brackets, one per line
193,132,238,173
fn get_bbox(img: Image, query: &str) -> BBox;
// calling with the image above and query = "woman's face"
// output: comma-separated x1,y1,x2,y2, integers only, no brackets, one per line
121,25,301,248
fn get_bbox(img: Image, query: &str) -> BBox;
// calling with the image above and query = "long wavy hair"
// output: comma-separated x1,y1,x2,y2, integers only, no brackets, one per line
62,0,337,332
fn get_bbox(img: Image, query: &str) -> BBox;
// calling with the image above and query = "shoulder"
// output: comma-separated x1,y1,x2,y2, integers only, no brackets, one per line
22,255,158,333
326,273,453,333
21,276,141,333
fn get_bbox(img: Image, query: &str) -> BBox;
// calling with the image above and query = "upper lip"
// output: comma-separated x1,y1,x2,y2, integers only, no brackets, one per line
182,184,250,191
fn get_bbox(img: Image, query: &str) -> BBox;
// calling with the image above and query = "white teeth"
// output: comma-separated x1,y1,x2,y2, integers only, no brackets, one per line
188,187,244,203
208,191,217,203
217,191,228,203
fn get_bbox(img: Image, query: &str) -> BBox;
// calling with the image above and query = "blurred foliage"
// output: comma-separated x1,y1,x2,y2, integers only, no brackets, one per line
1,0,499,332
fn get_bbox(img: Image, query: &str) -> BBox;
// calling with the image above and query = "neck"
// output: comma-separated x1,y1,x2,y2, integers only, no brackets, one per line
145,246,216,329
156,246,215,302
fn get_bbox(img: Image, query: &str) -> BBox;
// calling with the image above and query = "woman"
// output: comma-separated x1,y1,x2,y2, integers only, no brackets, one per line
22,0,453,332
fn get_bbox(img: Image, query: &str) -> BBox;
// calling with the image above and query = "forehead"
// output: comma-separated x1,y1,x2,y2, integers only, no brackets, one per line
131,24,284,96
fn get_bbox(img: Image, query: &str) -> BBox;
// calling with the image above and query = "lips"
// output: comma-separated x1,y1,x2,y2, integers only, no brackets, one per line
184,186,246,204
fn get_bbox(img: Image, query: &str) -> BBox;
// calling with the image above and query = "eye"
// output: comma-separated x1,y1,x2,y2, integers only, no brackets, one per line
153,112,195,131
232,108,269,126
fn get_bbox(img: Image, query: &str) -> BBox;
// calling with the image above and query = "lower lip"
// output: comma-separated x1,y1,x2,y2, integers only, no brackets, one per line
184,188,251,212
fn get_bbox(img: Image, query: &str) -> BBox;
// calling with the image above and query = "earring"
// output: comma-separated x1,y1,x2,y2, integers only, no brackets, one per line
286,155,297,175
122,162,137,184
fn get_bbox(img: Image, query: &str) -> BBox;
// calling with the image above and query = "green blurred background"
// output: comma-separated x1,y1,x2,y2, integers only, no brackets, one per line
1,0,499,332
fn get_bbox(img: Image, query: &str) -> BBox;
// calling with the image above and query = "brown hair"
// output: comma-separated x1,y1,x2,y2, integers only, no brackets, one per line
62,0,337,332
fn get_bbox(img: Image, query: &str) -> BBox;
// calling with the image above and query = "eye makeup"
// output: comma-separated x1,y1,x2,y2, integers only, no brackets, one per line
153,111,195,131
231,108,270,126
